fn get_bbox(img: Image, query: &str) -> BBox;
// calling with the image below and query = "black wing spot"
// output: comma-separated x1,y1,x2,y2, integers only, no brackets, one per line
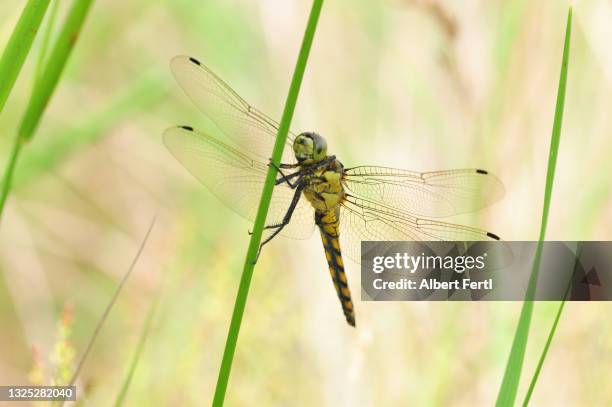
188,57,201,66
180,125,194,131
487,232,500,240
476,169,488,175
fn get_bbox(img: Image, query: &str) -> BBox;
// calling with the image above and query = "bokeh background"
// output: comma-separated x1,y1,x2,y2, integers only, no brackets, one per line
1,0,611,405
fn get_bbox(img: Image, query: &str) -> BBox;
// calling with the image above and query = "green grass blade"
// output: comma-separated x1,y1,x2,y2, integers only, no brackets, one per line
522,243,583,406
495,8,572,407
212,1,324,405
0,0,51,115
0,0,95,223
19,0,95,141
114,286,161,407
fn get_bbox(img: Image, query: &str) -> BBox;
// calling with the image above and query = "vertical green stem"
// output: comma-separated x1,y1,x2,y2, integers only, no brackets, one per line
495,8,572,406
212,1,324,405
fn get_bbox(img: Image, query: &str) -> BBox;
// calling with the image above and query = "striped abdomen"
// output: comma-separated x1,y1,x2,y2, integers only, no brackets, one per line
316,209,355,327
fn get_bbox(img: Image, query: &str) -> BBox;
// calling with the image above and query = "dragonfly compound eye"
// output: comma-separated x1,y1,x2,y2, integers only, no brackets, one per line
310,133,328,161
294,133,316,162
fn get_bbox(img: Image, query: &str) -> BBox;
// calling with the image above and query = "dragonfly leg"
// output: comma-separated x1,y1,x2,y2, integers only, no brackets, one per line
269,160,301,188
248,222,284,235
275,173,298,188
276,175,303,189
263,222,283,230
251,183,305,264
249,221,290,235
279,161,300,169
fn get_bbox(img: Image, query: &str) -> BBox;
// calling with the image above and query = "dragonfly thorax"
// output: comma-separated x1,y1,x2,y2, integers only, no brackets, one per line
293,132,328,164
301,158,346,212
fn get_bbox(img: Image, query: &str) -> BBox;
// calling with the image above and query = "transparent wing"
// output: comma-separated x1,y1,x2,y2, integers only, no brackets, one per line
164,126,314,239
170,55,297,164
343,166,504,218
339,195,500,263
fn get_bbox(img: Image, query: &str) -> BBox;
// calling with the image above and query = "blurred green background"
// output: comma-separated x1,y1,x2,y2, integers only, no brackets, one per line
1,0,611,405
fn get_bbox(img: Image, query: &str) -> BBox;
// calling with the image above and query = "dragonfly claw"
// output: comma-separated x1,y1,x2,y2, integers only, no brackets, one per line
267,158,278,170
250,246,263,264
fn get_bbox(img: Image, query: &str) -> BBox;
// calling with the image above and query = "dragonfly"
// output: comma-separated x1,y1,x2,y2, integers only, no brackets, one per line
164,55,504,327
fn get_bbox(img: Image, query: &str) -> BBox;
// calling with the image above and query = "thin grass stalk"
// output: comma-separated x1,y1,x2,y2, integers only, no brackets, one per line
57,218,156,407
212,1,324,405
113,285,161,407
495,8,572,406
522,243,583,406
0,0,95,222
0,0,51,115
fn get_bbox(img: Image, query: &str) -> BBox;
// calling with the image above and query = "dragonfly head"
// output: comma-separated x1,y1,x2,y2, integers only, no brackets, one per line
293,132,327,163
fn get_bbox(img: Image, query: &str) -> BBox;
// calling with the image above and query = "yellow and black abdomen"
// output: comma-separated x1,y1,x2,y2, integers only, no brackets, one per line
316,208,355,327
